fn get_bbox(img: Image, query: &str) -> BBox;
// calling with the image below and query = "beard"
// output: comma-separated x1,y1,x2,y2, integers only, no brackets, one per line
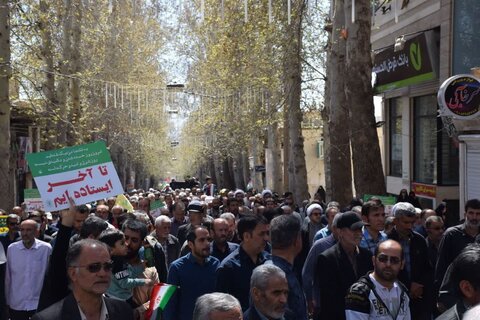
376,266,398,282
466,218,480,228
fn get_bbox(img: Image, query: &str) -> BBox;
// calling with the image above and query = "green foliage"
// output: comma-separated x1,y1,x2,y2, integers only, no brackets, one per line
10,0,170,179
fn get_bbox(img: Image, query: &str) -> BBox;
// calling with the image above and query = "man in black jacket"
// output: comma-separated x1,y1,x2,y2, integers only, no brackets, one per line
315,211,373,320
32,239,132,320
436,244,480,320
388,202,432,320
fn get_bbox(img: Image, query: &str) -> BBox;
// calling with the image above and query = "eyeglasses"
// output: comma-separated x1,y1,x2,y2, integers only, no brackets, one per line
377,254,401,265
8,222,19,226
73,261,114,273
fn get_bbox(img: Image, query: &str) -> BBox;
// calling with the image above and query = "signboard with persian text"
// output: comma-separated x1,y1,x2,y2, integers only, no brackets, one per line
26,141,124,211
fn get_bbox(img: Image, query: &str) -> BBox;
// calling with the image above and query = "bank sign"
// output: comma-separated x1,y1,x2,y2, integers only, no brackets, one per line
373,32,437,93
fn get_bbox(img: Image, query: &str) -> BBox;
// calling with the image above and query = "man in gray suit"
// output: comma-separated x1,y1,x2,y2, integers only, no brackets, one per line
32,239,133,320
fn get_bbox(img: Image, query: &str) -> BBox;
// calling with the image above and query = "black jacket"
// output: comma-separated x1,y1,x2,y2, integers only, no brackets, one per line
388,228,432,320
315,242,373,320
144,235,168,282
37,224,74,311
243,306,296,320
32,293,133,320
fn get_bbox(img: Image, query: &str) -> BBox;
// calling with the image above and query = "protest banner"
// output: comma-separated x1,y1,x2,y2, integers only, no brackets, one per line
363,194,397,215
149,199,165,218
24,189,44,212
0,215,8,233
26,141,124,211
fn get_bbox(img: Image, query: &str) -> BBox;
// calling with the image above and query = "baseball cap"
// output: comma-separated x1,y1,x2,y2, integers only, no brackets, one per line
336,211,368,230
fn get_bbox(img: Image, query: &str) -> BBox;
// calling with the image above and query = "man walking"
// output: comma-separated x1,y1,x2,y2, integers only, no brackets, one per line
5,220,52,320
388,202,431,319
210,218,239,262
244,264,294,320
315,212,373,320
267,214,307,319
164,226,220,320
216,214,270,311
32,239,133,320
345,239,411,319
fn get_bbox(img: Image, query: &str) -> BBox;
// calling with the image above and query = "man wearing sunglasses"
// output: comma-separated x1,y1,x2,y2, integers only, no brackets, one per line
32,239,133,320
0,214,20,253
345,239,411,319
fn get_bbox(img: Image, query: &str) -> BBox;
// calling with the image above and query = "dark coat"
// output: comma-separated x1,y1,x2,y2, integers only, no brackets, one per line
388,228,432,320
37,224,74,311
315,242,373,320
32,293,133,320
243,306,296,320
149,232,181,267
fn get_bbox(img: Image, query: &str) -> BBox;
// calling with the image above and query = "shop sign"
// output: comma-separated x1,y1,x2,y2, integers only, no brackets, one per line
373,32,437,93
411,182,437,198
437,74,480,119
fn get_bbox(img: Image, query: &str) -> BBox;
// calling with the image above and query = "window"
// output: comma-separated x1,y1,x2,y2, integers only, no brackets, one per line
414,95,437,184
389,99,402,177
439,128,459,185
413,95,459,185
316,139,324,159
453,0,480,74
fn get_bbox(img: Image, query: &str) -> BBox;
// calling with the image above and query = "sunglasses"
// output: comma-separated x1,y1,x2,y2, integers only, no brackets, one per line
377,254,401,265
73,261,114,273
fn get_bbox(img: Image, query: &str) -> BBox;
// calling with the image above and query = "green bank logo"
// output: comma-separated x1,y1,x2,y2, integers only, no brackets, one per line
410,42,422,71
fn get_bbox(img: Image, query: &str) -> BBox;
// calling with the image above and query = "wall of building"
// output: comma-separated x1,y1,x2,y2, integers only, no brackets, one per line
372,0,460,214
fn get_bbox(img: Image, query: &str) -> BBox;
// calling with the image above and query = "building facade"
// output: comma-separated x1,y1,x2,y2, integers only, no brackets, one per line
372,0,480,219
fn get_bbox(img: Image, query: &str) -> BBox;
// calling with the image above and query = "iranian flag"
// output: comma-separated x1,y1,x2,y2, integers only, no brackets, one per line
144,283,177,320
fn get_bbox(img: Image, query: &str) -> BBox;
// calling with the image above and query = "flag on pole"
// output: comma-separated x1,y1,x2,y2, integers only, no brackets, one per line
115,194,134,213
144,283,177,320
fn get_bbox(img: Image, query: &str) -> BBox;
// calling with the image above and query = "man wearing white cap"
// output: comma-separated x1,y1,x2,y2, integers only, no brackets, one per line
303,204,324,249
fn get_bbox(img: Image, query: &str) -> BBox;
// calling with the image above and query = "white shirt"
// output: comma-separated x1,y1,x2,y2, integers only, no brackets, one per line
5,238,52,311
345,274,410,320
0,243,6,264
77,296,109,320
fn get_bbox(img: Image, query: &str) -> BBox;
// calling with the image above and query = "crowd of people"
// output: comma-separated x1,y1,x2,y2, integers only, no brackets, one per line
0,177,480,320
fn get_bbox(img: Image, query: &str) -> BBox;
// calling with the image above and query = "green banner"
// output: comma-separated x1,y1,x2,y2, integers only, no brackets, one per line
24,188,41,199
26,141,112,177
363,194,396,205
150,200,165,210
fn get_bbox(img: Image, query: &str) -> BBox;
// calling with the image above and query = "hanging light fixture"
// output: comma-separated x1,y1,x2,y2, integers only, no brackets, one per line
394,35,405,52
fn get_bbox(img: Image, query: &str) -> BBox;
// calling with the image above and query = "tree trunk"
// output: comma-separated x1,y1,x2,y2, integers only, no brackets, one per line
282,105,290,192
233,150,246,190
344,0,386,196
57,0,73,146
251,135,264,191
67,0,82,145
241,151,250,191
0,0,13,210
39,0,58,149
208,156,217,185
213,154,223,189
326,0,353,207
221,157,234,190
284,0,309,205
267,96,283,193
